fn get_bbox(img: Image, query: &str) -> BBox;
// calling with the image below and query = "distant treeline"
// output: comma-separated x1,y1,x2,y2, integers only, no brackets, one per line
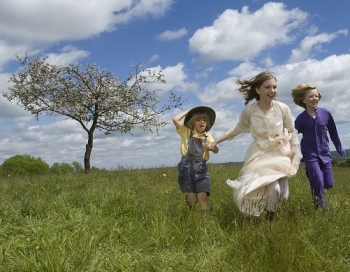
1,150,349,176
330,149,350,163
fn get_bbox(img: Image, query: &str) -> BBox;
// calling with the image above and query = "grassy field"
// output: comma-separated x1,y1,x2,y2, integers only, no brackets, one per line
0,164,349,271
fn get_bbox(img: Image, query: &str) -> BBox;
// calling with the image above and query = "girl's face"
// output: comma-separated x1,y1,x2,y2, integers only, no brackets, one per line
256,78,277,102
193,117,207,133
302,88,320,110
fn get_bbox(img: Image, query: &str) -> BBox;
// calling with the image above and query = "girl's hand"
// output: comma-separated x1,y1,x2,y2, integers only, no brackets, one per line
287,152,295,161
202,142,214,151
202,141,219,154
288,144,296,161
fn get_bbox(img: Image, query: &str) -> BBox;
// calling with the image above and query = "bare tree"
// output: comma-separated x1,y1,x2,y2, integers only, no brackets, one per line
3,54,183,173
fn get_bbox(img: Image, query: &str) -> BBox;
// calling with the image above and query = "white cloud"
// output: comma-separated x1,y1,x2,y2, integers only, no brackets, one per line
0,71,32,117
194,68,214,79
141,63,198,93
0,41,36,71
262,57,274,68
198,77,242,106
288,29,348,63
273,54,350,124
156,28,188,41
46,46,90,65
148,54,160,63
114,0,173,24
207,54,350,127
0,0,174,46
189,2,308,63
0,47,90,118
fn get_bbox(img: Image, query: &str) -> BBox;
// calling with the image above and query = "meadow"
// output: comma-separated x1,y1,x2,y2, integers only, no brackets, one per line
0,164,349,271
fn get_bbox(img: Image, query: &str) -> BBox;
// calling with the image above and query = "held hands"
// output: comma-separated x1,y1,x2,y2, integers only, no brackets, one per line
202,142,213,151
202,141,218,152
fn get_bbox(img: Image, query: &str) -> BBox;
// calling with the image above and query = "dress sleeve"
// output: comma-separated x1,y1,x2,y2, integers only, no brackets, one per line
224,106,251,140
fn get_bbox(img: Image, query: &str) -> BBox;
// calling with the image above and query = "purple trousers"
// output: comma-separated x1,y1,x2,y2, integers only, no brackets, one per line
305,159,334,208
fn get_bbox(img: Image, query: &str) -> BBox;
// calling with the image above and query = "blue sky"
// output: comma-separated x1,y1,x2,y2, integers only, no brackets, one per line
0,0,349,169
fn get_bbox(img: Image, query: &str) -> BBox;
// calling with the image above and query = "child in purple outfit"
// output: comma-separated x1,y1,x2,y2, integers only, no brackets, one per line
291,84,346,209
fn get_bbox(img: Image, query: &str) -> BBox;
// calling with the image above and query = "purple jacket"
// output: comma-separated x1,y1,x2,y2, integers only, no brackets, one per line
294,107,345,164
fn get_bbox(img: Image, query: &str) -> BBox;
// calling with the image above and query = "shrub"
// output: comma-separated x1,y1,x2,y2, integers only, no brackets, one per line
338,158,350,167
1,154,50,175
50,162,75,174
72,161,84,172
50,161,84,174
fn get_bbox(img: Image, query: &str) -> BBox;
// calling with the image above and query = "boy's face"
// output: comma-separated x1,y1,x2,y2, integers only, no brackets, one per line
302,88,320,110
194,117,207,133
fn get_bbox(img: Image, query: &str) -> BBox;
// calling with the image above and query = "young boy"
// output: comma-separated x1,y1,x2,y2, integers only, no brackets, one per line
173,106,219,210
291,84,346,209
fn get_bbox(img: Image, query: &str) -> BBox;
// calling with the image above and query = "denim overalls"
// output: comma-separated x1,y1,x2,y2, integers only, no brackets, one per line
177,131,210,195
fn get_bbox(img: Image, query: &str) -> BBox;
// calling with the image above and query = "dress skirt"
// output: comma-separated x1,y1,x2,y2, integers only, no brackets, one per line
227,139,301,216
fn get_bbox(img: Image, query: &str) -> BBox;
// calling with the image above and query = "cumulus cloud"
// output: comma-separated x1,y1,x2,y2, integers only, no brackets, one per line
148,54,160,63
0,0,174,45
197,77,242,106
140,62,198,93
0,70,33,117
156,28,188,41
194,68,215,79
114,0,173,25
288,29,348,63
0,46,90,118
0,41,36,71
187,54,350,131
0,116,86,165
188,2,308,63
274,54,350,123
0,0,175,119
46,46,90,66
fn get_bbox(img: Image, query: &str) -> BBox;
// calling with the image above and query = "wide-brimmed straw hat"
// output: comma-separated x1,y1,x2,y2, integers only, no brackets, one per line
184,106,216,131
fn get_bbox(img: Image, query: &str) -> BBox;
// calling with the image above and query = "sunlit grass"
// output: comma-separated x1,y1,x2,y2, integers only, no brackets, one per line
0,164,349,271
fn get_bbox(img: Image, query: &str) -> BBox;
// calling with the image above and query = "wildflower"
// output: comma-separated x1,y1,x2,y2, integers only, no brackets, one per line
162,173,167,177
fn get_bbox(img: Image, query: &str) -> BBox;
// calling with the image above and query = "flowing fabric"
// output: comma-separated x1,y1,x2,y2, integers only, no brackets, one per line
225,101,302,216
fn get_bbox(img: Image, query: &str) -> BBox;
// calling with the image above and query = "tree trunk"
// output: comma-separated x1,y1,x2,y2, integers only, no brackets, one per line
84,132,94,174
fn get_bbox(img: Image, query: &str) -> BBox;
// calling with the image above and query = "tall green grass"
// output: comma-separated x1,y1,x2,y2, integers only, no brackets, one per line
0,164,349,271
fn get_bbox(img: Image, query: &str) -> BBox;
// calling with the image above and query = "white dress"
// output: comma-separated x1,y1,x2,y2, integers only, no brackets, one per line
225,101,302,216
